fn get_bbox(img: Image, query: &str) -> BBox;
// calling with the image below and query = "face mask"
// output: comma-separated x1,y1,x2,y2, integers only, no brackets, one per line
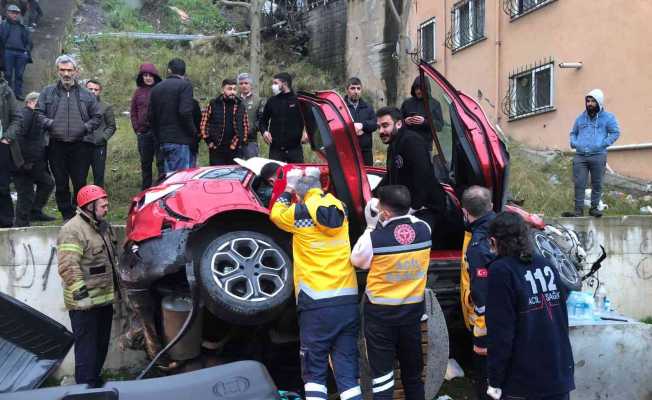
271,84,281,95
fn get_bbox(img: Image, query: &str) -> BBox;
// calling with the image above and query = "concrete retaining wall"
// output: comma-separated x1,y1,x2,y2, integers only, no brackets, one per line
302,0,348,77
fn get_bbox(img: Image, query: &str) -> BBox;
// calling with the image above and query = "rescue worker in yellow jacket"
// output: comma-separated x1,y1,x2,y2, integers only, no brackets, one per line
351,185,431,400
460,185,496,400
57,184,117,388
270,167,362,400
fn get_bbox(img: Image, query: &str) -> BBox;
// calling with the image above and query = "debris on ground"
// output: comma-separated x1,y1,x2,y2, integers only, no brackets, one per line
444,358,465,381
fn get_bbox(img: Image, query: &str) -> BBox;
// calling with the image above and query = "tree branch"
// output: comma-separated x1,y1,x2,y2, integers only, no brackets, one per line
387,0,400,25
219,0,251,9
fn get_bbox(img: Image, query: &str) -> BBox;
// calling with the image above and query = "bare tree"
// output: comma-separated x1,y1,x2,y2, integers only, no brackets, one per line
219,0,263,86
387,0,413,103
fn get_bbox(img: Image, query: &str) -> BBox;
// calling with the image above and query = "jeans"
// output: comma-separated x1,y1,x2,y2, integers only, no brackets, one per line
160,143,192,174
69,304,113,388
13,160,54,226
242,142,259,159
0,143,14,227
573,153,607,210
48,140,92,219
136,132,163,190
90,144,107,187
4,49,29,98
269,146,303,163
364,317,424,400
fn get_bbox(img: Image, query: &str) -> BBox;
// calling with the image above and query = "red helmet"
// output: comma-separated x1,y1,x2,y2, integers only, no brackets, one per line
77,185,107,208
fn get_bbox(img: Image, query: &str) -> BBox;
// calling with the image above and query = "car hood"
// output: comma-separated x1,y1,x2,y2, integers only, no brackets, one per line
0,292,73,393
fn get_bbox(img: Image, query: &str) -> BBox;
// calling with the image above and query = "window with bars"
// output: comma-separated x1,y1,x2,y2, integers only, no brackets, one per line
508,62,554,119
446,0,485,52
504,0,556,19
419,18,436,62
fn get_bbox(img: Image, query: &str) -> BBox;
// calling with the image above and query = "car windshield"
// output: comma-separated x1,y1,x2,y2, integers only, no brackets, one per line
197,167,248,181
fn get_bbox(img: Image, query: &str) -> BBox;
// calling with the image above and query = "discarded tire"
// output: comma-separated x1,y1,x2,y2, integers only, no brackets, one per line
197,230,293,325
531,230,583,291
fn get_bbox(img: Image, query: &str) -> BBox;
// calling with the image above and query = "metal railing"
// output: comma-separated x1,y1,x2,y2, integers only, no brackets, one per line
502,0,556,19
444,0,485,52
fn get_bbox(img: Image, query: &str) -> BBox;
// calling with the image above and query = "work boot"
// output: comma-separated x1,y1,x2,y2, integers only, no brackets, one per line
31,210,56,221
561,209,584,217
589,207,603,218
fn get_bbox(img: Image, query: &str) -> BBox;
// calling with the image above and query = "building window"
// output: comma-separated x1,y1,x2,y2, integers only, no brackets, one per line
504,0,557,19
419,18,436,62
507,62,554,120
445,0,485,52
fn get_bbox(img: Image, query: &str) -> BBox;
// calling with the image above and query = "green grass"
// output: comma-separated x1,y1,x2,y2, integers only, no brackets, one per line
641,316,652,324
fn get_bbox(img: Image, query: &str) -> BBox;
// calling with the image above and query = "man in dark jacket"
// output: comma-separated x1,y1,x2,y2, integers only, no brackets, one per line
148,58,197,173
200,78,248,165
375,107,447,244
260,72,305,163
238,72,264,159
0,4,32,100
86,80,116,188
345,77,376,166
0,73,21,227
130,63,162,189
400,76,443,153
13,92,54,226
36,54,103,220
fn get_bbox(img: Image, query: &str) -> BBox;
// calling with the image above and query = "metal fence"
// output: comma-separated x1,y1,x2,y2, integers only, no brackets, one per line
444,0,485,52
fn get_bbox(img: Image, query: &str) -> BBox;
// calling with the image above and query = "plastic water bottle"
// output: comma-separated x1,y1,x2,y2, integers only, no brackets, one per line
594,285,607,315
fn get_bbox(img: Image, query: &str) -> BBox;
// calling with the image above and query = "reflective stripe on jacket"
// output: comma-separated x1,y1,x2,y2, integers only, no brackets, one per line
270,188,358,310
365,215,430,305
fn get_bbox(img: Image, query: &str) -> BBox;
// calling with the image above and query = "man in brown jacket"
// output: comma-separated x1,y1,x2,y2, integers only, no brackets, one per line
57,184,117,388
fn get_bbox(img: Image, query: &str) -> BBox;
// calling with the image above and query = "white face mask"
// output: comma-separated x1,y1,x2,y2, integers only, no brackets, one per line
271,84,281,95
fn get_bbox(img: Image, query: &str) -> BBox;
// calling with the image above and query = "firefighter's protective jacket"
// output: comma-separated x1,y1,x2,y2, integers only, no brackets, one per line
460,211,496,354
57,208,117,310
270,188,358,311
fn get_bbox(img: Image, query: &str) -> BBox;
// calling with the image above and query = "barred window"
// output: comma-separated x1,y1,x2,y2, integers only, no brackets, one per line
507,62,554,120
446,0,485,52
419,18,436,62
504,0,556,19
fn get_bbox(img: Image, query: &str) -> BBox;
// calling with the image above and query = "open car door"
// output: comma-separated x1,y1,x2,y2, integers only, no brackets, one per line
297,90,371,238
418,61,509,210
0,292,73,393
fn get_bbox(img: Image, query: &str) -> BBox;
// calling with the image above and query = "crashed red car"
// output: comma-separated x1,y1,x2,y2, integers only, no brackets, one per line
119,61,579,395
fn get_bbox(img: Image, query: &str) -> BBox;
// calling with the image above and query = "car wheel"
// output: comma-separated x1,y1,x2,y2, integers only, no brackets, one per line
197,230,293,325
531,230,583,291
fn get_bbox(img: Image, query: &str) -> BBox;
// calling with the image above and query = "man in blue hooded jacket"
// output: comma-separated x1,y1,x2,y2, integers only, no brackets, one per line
563,89,619,218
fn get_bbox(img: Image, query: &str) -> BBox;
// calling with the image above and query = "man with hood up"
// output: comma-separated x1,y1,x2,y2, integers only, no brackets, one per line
563,89,620,218
130,63,162,190
400,76,444,153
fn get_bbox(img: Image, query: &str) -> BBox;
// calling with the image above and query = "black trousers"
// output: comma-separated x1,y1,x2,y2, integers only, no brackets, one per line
209,148,241,166
0,143,13,227
13,160,54,226
269,146,304,163
472,353,490,400
364,317,424,400
69,304,113,388
505,394,570,400
90,144,107,187
361,148,374,166
48,140,92,220
137,132,163,190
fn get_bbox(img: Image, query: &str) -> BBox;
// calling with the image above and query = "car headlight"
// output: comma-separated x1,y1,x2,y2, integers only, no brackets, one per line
140,184,184,210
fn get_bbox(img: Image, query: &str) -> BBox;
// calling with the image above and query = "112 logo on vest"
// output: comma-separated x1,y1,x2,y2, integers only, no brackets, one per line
394,224,415,245
386,258,425,282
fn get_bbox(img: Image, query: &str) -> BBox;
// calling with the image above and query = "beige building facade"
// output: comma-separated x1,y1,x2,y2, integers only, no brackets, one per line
407,0,652,180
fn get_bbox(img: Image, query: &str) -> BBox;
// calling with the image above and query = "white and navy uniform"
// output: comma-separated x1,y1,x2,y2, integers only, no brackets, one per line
351,214,431,400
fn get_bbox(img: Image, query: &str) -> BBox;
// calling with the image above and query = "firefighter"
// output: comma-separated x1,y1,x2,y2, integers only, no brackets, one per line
460,185,496,399
57,184,117,388
269,167,362,400
350,185,431,400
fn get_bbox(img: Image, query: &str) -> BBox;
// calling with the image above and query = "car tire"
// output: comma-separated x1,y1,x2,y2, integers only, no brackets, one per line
197,230,293,325
531,230,583,291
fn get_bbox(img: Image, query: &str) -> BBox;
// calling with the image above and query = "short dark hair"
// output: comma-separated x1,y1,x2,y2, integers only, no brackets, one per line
168,58,186,76
347,77,362,87
222,78,237,87
376,106,402,122
273,72,292,88
86,79,102,89
488,212,533,262
377,185,411,216
260,162,281,181
462,186,493,218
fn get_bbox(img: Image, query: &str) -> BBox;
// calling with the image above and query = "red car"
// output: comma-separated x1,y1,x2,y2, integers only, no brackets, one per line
120,61,580,394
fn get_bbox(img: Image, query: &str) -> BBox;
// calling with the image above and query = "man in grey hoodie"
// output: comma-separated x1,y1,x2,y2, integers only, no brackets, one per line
563,89,620,218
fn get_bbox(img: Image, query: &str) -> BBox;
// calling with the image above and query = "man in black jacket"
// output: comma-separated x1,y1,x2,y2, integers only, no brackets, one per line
260,72,305,163
36,55,102,220
86,80,116,187
344,77,376,166
400,76,443,153
0,73,21,227
14,92,54,226
148,58,197,173
200,78,248,165
0,4,32,100
375,107,447,244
